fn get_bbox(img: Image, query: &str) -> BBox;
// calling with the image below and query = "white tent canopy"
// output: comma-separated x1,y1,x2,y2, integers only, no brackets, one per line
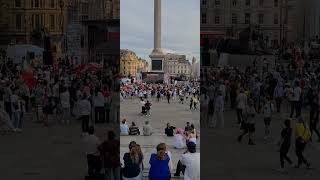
6,44,44,64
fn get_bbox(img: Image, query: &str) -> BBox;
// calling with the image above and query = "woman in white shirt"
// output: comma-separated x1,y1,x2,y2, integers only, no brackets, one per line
174,128,186,149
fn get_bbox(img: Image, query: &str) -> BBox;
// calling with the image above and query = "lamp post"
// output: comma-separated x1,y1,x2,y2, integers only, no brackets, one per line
59,0,64,37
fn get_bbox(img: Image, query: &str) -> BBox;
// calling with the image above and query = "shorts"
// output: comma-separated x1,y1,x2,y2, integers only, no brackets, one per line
264,117,271,126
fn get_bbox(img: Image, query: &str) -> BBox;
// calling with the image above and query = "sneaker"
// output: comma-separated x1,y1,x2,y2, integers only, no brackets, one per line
173,173,180,177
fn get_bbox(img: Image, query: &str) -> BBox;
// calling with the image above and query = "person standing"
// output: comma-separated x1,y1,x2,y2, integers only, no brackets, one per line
238,99,256,145
166,91,171,104
11,90,24,132
99,131,120,180
60,87,71,124
262,97,274,140
290,82,301,118
211,91,224,128
79,94,91,133
274,81,284,113
82,126,101,176
236,89,247,125
277,119,293,172
92,91,106,123
294,117,311,168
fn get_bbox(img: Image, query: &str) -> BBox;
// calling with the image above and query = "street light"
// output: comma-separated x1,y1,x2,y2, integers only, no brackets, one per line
59,0,64,36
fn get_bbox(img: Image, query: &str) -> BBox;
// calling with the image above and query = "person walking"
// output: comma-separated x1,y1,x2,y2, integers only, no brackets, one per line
294,117,311,168
238,99,256,145
236,89,247,125
274,81,284,113
290,82,301,118
211,91,224,128
79,94,91,133
262,97,274,140
277,119,293,172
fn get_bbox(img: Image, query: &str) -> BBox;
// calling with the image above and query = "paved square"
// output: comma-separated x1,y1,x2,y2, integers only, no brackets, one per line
120,97,200,179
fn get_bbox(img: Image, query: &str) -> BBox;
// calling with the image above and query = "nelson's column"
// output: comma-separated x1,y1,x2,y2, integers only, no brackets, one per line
149,0,164,72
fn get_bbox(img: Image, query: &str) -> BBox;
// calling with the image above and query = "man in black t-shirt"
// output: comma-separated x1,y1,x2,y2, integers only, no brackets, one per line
165,123,175,137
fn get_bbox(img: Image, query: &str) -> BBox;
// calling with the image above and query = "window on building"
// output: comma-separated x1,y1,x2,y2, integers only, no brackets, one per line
259,0,264,6
245,13,250,24
274,0,278,7
81,35,85,48
245,0,250,6
232,13,237,24
50,15,55,29
215,15,220,24
35,14,40,28
16,14,22,29
274,14,279,24
35,0,39,7
15,0,21,7
232,0,237,6
50,0,55,8
202,0,206,5
215,0,220,6
258,13,264,24
201,13,207,24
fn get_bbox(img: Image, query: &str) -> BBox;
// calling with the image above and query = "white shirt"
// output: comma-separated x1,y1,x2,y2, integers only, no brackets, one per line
120,123,129,135
180,153,200,180
79,99,91,115
83,134,101,156
174,134,186,149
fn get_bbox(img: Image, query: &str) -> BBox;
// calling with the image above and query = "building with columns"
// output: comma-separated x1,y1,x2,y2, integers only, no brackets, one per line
164,53,191,78
201,0,320,44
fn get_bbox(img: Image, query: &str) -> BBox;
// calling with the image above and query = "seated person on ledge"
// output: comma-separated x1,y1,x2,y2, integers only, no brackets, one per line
129,122,140,135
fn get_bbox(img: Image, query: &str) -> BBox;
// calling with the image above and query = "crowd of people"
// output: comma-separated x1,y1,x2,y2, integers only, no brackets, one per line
120,79,200,179
201,41,320,172
0,57,119,134
120,122,200,180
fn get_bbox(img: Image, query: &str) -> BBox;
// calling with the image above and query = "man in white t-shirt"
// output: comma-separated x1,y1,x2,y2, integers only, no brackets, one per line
174,142,200,180
82,126,101,175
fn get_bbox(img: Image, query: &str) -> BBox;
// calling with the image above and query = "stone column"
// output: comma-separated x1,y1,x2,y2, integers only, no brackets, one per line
154,0,162,53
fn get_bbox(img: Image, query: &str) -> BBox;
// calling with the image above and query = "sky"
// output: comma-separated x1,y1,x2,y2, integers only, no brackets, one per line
120,0,200,62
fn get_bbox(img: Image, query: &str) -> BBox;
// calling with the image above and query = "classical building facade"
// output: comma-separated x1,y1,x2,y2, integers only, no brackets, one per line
0,0,69,54
120,49,149,77
201,0,320,44
83,0,119,64
164,53,191,78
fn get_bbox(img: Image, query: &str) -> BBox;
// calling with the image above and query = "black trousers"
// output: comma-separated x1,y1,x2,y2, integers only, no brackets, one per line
82,115,90,132
87,154,101,175
94,107,105,123
275,97,282,112
290,101,301,118
236,108,243,124
175,160,186,175
280,143,292,168
295,139,309,167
